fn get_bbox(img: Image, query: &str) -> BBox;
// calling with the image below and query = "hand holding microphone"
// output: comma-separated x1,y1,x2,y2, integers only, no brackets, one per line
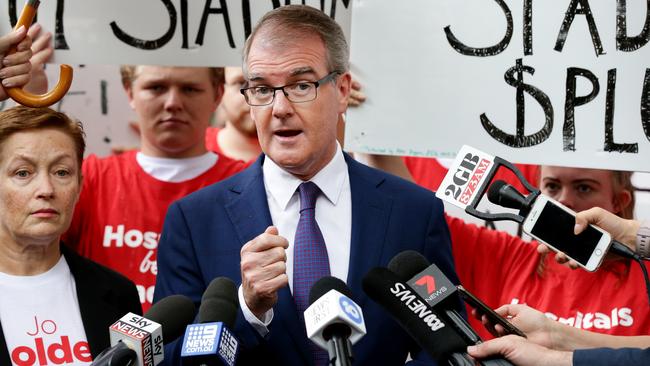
366,250,516,366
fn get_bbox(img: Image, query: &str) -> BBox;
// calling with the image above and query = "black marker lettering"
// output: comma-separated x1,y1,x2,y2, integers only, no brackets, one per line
242,0,282,40
100,80,108,115
9,0,69,50
330,0,351,19
642,69,650,142
181,0,189,49
480,59,553,147
555,0,605,56
196,0,235,48
563,68,600,151
523,0,533,55
604,69,638,153
110,0,176,50
444,0,513,57
616,0,650,52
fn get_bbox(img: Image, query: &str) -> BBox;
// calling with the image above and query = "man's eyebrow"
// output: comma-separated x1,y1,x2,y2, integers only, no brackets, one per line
247,67,317,83
288,67,316,77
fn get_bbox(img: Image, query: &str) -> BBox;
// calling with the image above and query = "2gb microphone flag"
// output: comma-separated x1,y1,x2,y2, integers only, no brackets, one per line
435,145,496,210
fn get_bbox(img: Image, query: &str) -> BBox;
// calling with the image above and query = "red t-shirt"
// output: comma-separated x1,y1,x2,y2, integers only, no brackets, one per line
205,126,224,156
447,215,650,339
403,156,540,193
64,151,246,311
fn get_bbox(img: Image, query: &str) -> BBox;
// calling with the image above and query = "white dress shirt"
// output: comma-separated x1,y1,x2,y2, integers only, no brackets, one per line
238,143,352,335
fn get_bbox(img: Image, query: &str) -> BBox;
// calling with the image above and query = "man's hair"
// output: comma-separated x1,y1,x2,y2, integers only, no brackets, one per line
0,106,86,168
119,65,225,89
243,5,349,75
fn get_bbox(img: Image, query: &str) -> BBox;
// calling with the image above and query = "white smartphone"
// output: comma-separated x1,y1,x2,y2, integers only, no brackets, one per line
522,195,612,272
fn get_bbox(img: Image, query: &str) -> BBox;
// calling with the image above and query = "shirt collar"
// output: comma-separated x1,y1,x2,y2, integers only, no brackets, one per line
263,143,347,210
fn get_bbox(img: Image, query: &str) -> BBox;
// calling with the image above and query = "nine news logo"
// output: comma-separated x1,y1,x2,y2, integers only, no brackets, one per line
181,324,219,355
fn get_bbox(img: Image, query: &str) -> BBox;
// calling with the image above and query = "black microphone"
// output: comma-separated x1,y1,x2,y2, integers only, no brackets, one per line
487,180,528,211
304,276,366,366
362,266,468,363
388,251,480,344
389,251,515,366
180,277,240,366
92,294,196,366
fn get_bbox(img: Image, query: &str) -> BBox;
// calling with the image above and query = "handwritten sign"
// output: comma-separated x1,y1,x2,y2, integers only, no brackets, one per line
0,0,351,66
347,0,650,172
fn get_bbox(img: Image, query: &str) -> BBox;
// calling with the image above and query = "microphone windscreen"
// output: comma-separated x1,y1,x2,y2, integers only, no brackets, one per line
388,250,430,281
487,179,528,211
487,180,508,205
198,277,239,327
146,294,196,344
309,276,353,306
361,267,466,360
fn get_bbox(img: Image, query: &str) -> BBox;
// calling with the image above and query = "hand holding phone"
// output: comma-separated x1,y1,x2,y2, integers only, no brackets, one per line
523,195,612,272
457,285,526,338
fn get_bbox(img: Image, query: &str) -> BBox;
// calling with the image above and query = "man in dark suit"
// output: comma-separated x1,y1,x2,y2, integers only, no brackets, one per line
154,5,458,365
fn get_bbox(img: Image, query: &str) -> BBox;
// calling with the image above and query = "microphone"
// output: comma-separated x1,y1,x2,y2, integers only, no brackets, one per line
361,266,468,362
304,276,366,366
388,251,480,344
180,277,240,366
487,180,528,211
92,294,196,366
388,251,515,366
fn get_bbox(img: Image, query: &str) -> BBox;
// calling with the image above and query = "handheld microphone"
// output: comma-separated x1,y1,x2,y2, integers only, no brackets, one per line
388,251,480,344
362,266,468,363
487,180,528,212
180,277,240,366
92,294,196,366
388,251,515,366
304,276,366,366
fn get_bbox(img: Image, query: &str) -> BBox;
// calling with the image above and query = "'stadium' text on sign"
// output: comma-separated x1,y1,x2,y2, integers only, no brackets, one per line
6,0,350,50
445,0,650,153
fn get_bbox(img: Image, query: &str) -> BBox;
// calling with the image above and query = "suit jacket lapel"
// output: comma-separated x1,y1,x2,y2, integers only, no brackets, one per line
224,155,274,245
224,156,311,364
345,155,393,305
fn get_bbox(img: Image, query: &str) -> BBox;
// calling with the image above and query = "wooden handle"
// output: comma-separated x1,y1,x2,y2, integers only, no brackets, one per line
6,0,73,108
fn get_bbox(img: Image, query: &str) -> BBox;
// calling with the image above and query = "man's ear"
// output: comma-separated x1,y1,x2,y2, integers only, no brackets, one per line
125,86,136,110
337,72,352,114
613,189,633,216
213,83,225,112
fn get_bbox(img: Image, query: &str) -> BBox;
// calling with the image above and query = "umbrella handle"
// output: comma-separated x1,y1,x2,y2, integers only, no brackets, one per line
6,0,73,108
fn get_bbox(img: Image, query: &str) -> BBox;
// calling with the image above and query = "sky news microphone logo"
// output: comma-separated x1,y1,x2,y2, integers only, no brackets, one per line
109,313,163,366
181,323,238,366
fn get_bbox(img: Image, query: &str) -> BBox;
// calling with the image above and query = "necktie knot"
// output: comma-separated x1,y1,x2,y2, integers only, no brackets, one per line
298,181,320,211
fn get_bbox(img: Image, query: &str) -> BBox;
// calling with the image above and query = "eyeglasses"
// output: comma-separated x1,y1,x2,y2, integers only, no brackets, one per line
240,72,339,106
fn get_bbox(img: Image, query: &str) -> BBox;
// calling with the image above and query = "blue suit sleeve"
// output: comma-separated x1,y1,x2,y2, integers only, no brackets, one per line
154,201,273,365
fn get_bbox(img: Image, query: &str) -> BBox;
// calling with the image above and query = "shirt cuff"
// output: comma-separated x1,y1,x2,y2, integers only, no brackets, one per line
238,285,273,337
